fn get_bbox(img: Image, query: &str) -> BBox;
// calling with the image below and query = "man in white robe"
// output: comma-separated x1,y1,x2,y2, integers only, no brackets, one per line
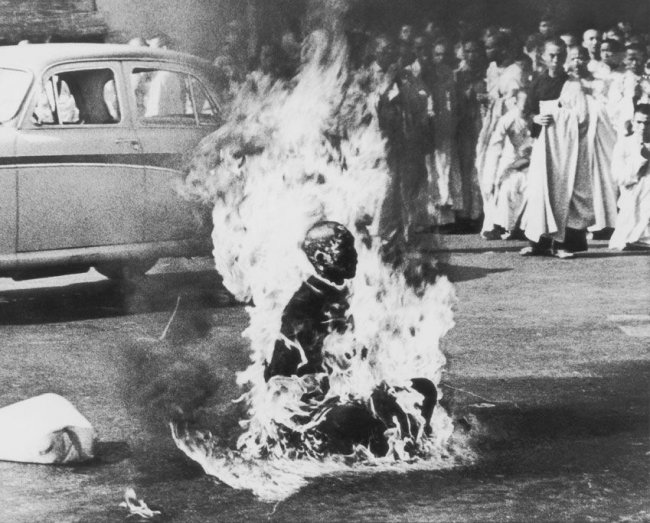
566,46,619,236
481,92,532,238
521,39,595,258
609,105,650,250
583,29,607,79
608,44,646,135
475,32,527,238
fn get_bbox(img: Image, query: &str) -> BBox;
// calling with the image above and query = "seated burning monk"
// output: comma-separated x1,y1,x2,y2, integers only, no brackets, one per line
264,221,438,457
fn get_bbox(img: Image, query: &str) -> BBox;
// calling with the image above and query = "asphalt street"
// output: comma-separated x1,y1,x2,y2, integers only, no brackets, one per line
0,235,648,522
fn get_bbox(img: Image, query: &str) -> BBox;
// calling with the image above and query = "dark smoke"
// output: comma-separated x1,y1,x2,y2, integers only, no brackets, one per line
118,310,247,447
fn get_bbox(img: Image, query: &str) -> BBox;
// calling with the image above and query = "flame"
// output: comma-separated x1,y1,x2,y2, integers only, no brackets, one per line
119,488,161,520
179,5,474,500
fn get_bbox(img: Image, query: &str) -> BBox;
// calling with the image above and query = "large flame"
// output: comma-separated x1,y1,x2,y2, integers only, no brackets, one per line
178,6,473,501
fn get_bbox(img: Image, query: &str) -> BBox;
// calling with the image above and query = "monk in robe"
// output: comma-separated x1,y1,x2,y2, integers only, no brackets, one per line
481,92,532,239
521,38,595,258
565,46,618,237
475,32,527,239
609,105,650,250
341,36,431,265
608,44,647,135
455,39,487,230
265,221,438,456
424,39,463,227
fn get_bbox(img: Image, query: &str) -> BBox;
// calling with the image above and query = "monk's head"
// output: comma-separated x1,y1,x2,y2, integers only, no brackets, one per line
567,45,589,78
303,221,357,284
542,38,567,75
633,105,650,142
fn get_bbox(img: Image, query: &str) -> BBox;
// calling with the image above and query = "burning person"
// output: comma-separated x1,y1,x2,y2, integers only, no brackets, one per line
264,220,438,456
177,13,465,501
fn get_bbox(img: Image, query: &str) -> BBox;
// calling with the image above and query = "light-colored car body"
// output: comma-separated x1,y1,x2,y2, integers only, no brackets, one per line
0,43,220,280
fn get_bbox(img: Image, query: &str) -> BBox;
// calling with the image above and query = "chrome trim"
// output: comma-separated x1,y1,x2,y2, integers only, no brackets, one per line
1,163,180,170
0,238,212,270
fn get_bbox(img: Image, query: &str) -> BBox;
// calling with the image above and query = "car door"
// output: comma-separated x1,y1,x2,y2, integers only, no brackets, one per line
126,60,221,242
0,127,17,257
14,60,145,252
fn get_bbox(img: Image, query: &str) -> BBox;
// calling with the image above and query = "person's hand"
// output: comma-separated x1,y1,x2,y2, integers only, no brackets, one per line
384,64,399,87
476,92,490,105
533,113,553,126
641,143,650,160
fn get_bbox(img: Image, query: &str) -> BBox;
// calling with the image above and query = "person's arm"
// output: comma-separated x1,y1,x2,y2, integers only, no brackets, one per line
524,77,554,134
612,138,649,187
481,112,510,194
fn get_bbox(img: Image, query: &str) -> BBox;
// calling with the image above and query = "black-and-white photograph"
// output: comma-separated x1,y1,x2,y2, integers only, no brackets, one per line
0,0,648,521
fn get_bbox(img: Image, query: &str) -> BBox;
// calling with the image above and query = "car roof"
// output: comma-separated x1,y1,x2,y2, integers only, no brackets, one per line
0,43,213,73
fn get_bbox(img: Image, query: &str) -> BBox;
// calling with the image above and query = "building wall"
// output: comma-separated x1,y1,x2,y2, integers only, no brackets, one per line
0,0,106,43
96,0,240,59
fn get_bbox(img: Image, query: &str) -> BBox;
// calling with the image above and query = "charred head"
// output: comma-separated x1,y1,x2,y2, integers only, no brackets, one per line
302,221,357,284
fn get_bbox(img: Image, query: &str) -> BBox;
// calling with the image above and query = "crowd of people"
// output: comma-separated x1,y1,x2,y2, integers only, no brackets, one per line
209,15,650,259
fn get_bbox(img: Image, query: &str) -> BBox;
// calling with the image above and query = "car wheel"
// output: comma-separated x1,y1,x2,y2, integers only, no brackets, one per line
95,259,157,280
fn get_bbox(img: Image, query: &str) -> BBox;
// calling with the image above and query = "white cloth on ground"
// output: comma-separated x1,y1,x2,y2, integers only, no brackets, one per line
0,393,96,464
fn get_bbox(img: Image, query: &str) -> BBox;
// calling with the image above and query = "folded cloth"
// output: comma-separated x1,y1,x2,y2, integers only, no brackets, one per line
0,393,95,464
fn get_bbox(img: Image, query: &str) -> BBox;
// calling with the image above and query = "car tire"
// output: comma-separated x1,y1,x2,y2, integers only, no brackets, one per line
95,259,157,280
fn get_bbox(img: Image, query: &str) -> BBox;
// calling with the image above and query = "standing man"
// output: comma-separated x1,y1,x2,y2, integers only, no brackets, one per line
566,46,618,238
475,31,527,239
455,38,487,229
609,43,647,135
525,14,557,74
583,29,606,78
341,36,430,265
609,104,650,250
425,38,463,228
521,38,594,258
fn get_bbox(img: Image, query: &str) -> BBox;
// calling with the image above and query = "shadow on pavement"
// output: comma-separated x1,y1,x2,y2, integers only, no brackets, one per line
0,271,237,326
576,250,650,259
90,441,132,466
431,245,526,254
445,359,649,450
439,264,512,282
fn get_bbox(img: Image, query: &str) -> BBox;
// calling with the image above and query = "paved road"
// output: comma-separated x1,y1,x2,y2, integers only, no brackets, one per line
0,236,648,522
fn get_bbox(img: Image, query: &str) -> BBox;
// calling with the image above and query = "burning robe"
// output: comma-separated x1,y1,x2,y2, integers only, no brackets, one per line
264,273,438,456
177,23,469,502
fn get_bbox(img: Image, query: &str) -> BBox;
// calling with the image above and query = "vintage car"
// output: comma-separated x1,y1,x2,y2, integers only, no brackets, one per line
0,43,221,280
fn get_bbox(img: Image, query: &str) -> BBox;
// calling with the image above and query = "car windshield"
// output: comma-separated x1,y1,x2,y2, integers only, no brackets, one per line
0,68,32,123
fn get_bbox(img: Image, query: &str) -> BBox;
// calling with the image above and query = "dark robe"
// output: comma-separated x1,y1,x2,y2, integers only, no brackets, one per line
264,273,438,456
524,69,569,138
264,276,350,380
376,69,431,264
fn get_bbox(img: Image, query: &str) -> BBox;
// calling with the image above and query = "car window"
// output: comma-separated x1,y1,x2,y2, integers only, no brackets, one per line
33,68,120,126
132,68,193,124
189,76,221,125
0,68,32,123
132,68,220,126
